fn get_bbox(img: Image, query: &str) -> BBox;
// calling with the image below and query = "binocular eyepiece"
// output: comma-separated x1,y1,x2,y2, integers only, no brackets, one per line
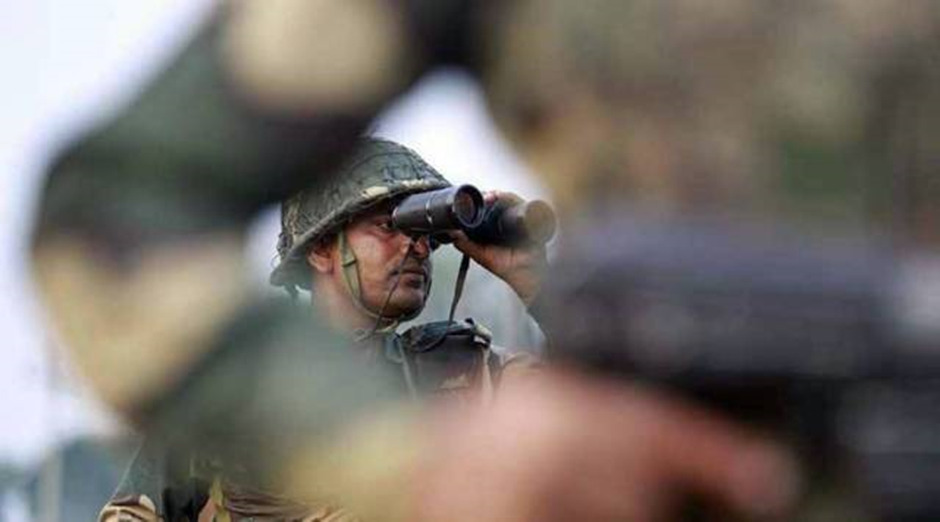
391,185,557,246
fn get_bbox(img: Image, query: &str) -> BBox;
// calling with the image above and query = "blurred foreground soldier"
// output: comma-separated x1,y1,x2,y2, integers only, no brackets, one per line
31,0,940,521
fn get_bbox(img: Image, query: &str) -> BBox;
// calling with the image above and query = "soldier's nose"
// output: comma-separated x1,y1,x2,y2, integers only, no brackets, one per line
411,236,431,258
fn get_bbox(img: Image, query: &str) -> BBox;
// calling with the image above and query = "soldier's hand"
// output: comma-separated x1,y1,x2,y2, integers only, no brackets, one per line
451,191,548,305
413,369,800,522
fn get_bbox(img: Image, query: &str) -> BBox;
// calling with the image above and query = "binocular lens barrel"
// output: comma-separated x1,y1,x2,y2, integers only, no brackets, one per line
391,185,485,235
392,184,557,246
512,200,557,244
465,199,558,246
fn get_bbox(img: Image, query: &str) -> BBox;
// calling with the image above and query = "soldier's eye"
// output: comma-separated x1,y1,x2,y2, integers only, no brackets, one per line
376,219,394,232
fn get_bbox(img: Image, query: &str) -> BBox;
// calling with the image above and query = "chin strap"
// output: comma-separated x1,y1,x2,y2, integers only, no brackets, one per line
339,230,397,335
339,230,430,340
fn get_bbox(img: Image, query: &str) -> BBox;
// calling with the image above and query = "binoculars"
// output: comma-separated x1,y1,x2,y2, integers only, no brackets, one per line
390,185,557,246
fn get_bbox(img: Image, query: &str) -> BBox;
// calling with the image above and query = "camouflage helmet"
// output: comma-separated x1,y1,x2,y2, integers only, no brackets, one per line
270,138,451,290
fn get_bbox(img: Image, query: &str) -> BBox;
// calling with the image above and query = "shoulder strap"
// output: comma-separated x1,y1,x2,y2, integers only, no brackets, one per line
447,253,472,323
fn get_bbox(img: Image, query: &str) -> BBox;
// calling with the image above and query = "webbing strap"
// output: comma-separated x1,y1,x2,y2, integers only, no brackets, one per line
338,231,395,336
448,253,472,323
338,230,362,304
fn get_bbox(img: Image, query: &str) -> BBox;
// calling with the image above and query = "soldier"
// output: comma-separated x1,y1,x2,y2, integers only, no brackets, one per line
99,137,551,520
270,137,545,339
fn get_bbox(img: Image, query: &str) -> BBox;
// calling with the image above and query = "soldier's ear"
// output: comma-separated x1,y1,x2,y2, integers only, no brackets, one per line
306,236,336,275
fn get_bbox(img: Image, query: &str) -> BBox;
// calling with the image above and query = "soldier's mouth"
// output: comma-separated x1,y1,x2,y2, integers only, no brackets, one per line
394,266,428,279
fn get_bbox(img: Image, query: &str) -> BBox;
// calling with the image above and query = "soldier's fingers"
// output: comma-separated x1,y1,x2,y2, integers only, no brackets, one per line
515,243,548,264
450,233,502,275
481,190,523,206
449,230,471,251
450,231,486,258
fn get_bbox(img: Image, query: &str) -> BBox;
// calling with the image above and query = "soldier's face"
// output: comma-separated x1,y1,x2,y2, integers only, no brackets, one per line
341,203,433,318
